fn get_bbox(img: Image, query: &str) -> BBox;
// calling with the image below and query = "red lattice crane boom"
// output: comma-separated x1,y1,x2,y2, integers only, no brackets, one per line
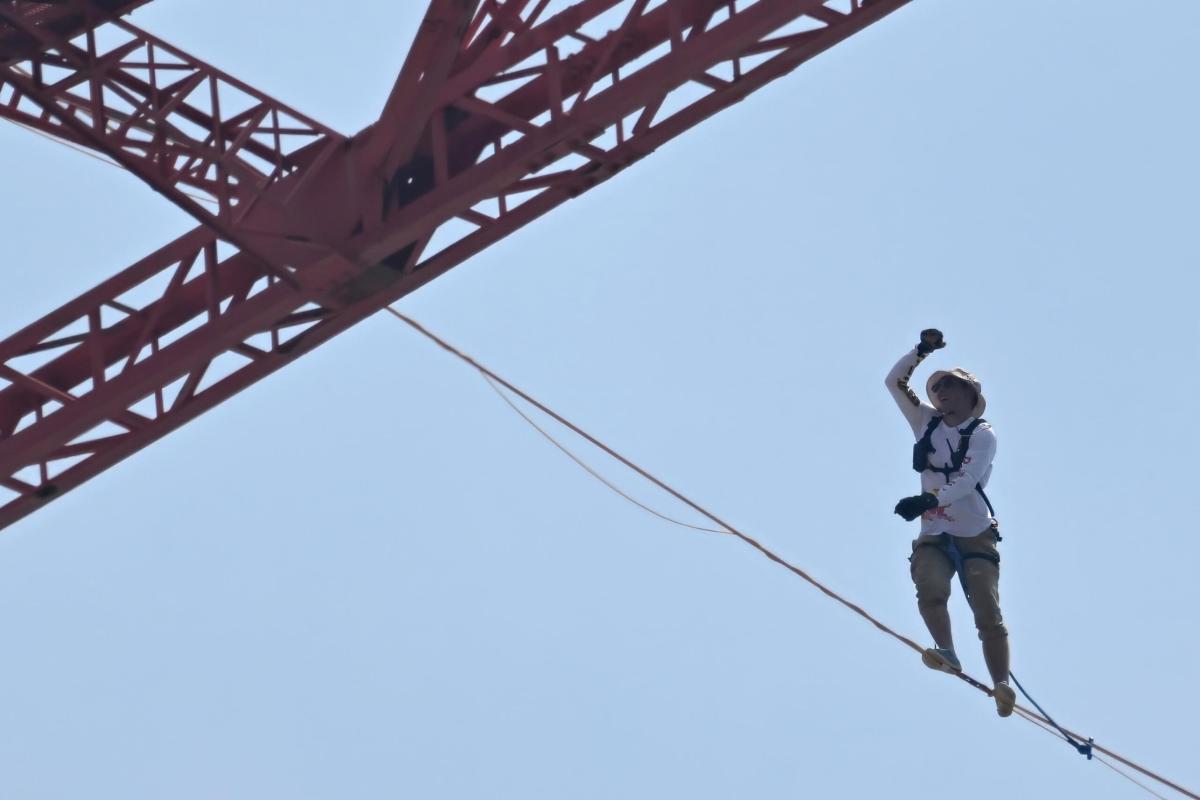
0,0,909,531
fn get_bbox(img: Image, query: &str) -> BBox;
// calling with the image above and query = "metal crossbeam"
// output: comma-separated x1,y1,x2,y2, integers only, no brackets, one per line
0,0,156,66
0,0,912,530
0,12,345,288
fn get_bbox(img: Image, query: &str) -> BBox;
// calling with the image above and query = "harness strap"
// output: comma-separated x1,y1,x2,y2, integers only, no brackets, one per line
913,534,999,588
913,416,996,518
976,485,996,518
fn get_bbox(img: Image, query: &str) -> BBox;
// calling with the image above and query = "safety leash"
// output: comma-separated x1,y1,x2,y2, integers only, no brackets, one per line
1009,671,1093,758
942,537,1093,759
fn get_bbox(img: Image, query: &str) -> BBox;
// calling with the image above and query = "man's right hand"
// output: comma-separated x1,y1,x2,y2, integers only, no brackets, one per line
894,492,939,521
916,328,945,356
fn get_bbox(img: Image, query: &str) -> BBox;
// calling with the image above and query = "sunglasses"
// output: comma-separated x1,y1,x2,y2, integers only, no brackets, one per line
932,376,970,393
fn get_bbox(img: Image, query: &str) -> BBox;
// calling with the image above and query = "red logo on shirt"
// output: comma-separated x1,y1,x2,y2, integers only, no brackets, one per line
923,506,956,523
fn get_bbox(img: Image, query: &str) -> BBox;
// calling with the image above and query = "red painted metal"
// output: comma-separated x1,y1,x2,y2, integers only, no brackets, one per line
0,15,341,204
0,11,344,286
365,0,483,177
0,1,155,66
0,0,911,530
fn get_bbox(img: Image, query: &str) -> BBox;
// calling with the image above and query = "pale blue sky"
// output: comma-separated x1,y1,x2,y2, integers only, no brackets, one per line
2,2,1198,798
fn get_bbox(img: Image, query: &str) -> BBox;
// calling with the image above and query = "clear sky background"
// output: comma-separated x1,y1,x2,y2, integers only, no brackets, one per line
2,2,1198,798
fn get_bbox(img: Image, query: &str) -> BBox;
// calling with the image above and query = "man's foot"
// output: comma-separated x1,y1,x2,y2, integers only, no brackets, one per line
921,647,962,674
993,682,1016,718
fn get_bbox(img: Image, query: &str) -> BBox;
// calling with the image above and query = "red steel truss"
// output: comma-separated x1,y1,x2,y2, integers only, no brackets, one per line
0,1,153,65
0,0,910,530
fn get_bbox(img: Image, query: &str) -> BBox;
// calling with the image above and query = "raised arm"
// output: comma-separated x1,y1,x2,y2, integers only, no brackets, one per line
885,329,945,434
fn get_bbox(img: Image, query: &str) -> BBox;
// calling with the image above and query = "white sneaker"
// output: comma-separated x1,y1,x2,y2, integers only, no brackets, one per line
993,682,1016,718
921,647,962,673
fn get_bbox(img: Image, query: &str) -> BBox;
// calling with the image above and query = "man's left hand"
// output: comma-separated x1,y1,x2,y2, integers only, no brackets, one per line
894,492,938,521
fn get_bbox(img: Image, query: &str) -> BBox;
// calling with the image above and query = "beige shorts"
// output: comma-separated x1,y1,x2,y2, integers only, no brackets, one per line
909,527,1007,642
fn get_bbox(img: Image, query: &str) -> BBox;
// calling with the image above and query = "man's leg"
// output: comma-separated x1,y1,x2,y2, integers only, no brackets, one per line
910,540,955,651
964,560,1009,683
960,528,1014,716
959,534,1009,682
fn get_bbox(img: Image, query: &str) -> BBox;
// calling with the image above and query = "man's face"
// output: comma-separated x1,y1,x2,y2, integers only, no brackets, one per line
933,376,976,416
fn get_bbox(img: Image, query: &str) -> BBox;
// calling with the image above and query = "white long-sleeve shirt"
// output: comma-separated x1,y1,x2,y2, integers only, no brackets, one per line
886,348,997,538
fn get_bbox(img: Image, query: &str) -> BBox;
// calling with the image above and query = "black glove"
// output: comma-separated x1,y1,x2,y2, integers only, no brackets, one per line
894,492,938,522
916,328,945,356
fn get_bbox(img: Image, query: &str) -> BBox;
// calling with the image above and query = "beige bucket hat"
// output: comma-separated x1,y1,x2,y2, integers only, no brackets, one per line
926,368,986,418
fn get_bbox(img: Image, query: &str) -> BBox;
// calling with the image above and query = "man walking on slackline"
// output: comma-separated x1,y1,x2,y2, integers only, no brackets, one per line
886,329,1015,717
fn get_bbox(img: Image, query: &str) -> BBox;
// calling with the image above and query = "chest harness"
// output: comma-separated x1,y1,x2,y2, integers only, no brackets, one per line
912,415,996,517
912,415,1000,566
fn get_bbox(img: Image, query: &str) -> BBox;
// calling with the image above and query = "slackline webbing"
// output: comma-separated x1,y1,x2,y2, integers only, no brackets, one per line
385,307,1198,800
